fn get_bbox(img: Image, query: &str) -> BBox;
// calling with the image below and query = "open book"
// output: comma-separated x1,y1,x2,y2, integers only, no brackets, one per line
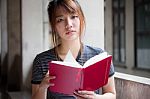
48,50,112,95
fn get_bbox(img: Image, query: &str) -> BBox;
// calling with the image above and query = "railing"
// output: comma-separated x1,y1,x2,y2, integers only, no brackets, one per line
115,72,150,99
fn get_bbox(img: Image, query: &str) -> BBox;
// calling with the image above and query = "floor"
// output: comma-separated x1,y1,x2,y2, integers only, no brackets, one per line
0,91,31,99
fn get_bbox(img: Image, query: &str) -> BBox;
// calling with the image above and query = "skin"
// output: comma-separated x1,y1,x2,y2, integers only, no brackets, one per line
32,6,116,99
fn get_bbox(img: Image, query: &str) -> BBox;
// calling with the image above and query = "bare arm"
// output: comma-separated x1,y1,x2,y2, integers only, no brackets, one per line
32,72,56,99
74,76,116,99
32,84,47,99
100,75,116,99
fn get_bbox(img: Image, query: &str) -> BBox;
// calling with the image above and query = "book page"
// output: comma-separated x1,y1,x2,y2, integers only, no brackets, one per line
83,52,111,68
51,50,82,68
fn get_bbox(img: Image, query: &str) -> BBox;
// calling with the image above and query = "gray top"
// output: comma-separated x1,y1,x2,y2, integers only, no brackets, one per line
31,45,115,99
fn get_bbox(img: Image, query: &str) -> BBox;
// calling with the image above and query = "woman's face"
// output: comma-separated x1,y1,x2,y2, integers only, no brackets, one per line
54,6,80,42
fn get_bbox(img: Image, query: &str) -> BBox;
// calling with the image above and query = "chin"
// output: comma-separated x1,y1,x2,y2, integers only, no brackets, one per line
66,36,80,41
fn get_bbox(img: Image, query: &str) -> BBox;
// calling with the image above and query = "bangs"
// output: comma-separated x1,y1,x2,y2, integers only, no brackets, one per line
55,0,78,14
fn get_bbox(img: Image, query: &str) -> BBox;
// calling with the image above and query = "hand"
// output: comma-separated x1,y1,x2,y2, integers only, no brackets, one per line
39,71,56,90
74,90,99,99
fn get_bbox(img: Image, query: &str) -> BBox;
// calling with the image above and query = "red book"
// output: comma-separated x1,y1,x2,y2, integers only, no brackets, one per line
48,51,112,95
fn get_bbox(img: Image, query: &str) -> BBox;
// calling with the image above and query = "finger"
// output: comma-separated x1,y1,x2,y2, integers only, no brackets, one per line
44,71,49,78
49,76,56,84
44,75,55,81
44,77,54,86
74,91,93,99
49,83,55,86
73,92,84,99
49,76,56,79
46,70,49,75
77,90,94,95
83,94,93,99
45,72,55,79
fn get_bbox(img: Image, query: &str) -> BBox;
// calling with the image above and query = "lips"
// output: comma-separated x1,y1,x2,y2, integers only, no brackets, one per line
66,30,76,35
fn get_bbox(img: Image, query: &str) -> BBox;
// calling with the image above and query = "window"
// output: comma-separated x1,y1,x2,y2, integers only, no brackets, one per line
112,0,126,65
135,0,150,69
105,0,150,78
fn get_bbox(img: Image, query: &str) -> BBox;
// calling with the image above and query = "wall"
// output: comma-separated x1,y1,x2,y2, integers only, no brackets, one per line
78,0,104,49
0,11,1,54
7,0,22,91
22,0,44,90
1,0,8,91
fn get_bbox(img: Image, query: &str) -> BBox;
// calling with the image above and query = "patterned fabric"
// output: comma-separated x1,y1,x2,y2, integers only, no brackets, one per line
31,45,115,99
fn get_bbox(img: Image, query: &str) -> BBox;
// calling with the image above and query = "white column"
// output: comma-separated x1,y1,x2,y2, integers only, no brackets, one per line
126,0,134,68
22,0,43,90
105,0,113,54
78,0,104,49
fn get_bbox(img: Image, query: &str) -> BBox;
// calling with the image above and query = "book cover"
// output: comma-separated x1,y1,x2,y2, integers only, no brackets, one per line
48,50,112,95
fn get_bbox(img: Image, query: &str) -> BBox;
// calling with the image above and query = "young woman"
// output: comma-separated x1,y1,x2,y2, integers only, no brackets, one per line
31,0,116,99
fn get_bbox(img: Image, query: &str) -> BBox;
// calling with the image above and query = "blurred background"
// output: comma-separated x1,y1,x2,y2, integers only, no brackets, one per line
0,0,150,99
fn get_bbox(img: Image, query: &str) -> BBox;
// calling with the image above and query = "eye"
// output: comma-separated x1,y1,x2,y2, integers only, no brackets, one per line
56,17,64,23
71,15,79,19
57,19,63,23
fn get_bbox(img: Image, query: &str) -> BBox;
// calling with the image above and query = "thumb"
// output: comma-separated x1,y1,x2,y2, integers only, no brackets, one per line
46,70,49,75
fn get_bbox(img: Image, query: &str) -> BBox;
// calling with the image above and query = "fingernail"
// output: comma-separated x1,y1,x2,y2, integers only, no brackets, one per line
75,90,78,92
50,83,55,86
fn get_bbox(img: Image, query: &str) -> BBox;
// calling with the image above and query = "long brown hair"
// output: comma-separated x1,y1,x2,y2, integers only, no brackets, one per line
47,0,85,47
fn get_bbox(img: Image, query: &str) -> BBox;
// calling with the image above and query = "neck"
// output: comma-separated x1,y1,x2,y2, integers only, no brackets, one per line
56,38,82,59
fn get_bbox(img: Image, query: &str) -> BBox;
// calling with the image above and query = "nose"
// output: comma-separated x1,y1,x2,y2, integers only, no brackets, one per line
65,18,72,29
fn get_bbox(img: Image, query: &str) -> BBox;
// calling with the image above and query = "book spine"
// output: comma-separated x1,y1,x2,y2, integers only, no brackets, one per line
79,69,84,90
104,57,111,84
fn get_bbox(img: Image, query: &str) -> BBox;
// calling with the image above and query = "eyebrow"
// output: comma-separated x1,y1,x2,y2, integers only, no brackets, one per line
55,15,64,19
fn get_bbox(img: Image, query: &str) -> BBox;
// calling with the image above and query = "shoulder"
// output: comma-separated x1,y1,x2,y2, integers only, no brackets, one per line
81,45,105,60
34,47,56,62
37,48,54,57
83,45,104,55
